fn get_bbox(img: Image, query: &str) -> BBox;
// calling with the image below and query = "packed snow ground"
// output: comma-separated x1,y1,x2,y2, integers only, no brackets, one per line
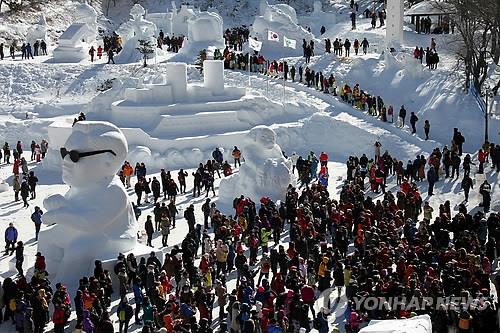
0,0,499,332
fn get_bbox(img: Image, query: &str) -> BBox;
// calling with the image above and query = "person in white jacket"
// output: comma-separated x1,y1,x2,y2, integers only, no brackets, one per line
290,152,299,174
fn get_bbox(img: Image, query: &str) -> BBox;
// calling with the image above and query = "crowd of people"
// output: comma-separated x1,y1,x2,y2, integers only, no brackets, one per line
0,40,48,60
157,30,184,53
1,122,499,333
3,139,47,208
223,27,250,52
413,38,440,69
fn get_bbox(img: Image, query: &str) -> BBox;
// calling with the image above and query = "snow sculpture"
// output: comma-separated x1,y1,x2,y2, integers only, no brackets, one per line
164,62,188,102
252,0,318,56
26,14,49,47
188,12,223,43
174,10,225,62
172,4,196,36
219,125,293,206
301,1,336,34
52,1,97,62
0,179,8,193
115,4,159,64
38,121,137,285
313,1,322,13
204,60,224,95
386,0,404,48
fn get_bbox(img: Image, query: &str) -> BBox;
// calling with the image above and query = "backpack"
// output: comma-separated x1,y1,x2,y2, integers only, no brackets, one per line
9,299,16,311
118,309,127,321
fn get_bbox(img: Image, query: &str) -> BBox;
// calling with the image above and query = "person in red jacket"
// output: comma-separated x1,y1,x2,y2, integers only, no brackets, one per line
301,284,316,317
13,158,20,175
53,304,66,333
97,45,103,59
478,149,487,174
319,151,329,167
400,179,411,195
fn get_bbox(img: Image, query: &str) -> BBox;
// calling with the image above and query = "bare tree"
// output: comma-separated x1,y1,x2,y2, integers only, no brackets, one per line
446,0,499,94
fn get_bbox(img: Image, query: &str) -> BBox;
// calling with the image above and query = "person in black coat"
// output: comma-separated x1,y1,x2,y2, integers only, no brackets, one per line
451,153,461,179
20,180,30,208
410,112,419,134
135,180,143,206
461,175,473,201
144,215,154,247
15,241,24,277
27,171,38,199
184,204,196,232
151,177,161,203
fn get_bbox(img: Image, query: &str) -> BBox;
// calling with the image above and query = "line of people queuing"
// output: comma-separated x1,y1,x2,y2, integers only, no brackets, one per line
0,40,48,60
4,139,47,208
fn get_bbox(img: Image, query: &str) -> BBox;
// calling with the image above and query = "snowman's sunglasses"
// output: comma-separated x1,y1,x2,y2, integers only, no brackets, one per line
60,147,116,163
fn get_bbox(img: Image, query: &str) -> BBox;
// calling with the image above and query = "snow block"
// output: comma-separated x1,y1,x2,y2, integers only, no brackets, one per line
165,63,188,102
203,60,224,95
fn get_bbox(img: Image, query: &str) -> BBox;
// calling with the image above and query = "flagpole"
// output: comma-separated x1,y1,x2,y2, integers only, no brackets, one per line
248,52,251,87
283,63,286,104
266,63,270,98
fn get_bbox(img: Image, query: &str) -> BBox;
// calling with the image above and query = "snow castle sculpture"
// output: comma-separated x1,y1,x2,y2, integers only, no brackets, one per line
38,121,138,285
115,4,159,64
180,11,225,55
219,126,293,206
172,4,196,36
252,0,317,56
52,2,97,62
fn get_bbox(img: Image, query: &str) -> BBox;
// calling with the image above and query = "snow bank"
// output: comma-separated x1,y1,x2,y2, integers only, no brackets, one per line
359,314,432,333
218,125,294,208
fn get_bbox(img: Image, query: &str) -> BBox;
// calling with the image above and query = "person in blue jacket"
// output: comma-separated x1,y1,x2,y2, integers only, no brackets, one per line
5,222,18,255
31,206,44,241
427,165,438,196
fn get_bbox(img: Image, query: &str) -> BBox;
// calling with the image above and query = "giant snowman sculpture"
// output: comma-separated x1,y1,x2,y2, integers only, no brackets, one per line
38,121,138,284
115,4,159,64
219,126,293,206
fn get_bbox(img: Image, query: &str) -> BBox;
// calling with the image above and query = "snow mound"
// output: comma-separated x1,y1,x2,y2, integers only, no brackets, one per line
0,180,9,193
359,314,432,333
218,125,294,208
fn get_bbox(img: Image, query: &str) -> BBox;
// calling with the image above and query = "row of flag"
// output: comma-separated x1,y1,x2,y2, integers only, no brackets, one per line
248,30,296,52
